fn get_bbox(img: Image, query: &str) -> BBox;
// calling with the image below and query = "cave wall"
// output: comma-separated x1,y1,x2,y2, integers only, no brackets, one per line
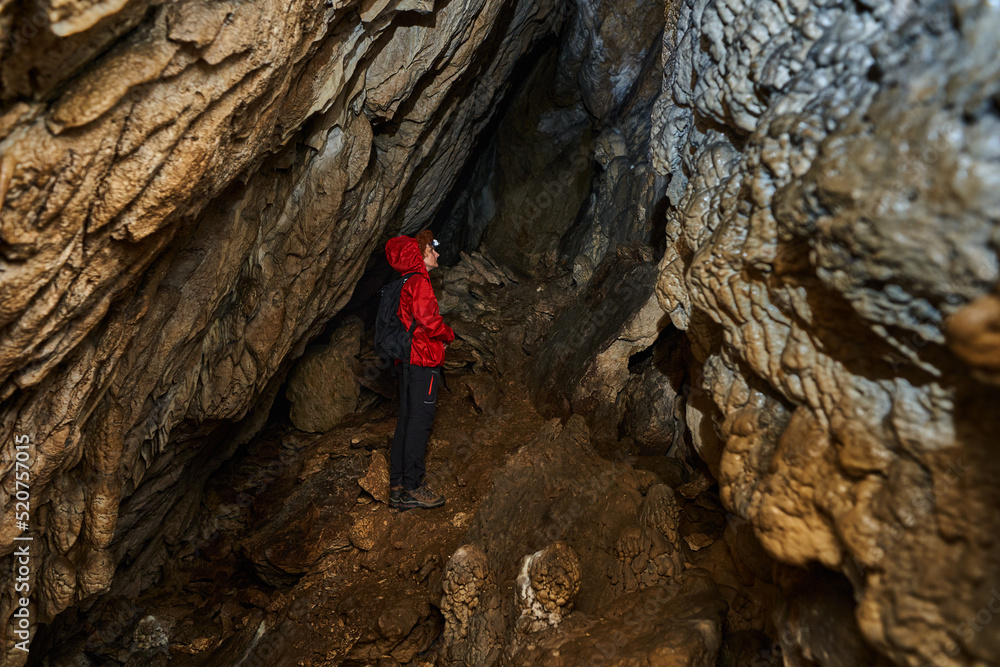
435,0,668,277
0,0,564,661
649,1,1000,665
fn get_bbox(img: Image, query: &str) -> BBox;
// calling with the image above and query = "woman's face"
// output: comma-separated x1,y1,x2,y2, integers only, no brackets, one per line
423,244,439,270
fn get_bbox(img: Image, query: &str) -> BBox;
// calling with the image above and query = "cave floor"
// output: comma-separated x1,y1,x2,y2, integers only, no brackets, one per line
122,373,550,665
49,365,747,666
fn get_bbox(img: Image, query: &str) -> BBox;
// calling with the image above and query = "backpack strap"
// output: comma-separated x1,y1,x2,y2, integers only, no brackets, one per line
400,272,419,334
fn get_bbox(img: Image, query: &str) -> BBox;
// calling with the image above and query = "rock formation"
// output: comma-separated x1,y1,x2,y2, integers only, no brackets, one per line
649,1,1000,665
437,415,732,665
513,540,581,634
285,318,364,433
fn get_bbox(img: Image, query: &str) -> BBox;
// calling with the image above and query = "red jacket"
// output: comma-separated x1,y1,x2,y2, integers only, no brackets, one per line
385,236,455,367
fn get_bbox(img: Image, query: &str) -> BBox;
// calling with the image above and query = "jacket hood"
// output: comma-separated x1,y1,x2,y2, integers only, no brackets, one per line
385,235,427,275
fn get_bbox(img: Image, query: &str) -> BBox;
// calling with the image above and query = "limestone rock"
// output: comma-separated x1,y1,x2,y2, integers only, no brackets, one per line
529,248,660,419
359,451,390,504
478,50,595,278
514,541,581,634
3,0,1000,664
648,0,1000,664
76,548,115,597
133,615,168,651
441,544,503,665
37,555,76,623
286,319,363,433
349,504,392,552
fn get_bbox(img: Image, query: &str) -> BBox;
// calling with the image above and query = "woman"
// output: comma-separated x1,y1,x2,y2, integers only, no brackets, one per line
384,230,455,509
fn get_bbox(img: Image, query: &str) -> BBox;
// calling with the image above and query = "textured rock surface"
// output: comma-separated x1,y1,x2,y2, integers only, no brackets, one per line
0,0,563,660
513,540,581,634
436,0,668,276
648,1,1000,665
434,0,1000,663
440,543,503,665
359,450,391,504
28,367,562,664
285,318,363,433
506,570,727,667
437,415,728,664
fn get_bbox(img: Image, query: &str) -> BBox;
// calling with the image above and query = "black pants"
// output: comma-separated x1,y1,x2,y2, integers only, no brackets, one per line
391,364,441,490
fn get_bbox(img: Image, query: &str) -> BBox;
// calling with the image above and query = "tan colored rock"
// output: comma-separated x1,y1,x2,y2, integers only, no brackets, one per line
349,504,392,552
441,543,502,665
651,0,1000,664
945,294,1000,378
82,474,121,549
38,555,76,623
684,533,714,551
3,0,998,665
46,478,84,554
75,547,115,597
359,451,390,504
514,541,581,634
286,319,363,433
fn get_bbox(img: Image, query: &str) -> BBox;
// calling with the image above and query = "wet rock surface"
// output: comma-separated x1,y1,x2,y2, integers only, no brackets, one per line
647,1,1000,665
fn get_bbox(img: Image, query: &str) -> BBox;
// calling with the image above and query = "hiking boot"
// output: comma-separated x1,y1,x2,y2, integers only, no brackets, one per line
404,484,445,509
389,485,406,509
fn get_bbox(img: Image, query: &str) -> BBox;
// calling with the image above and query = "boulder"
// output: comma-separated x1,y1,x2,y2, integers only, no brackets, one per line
286,319,363,433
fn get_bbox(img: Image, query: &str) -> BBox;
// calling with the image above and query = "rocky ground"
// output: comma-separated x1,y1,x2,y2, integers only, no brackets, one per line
28,257,843,667
35,366,540,665
34,369,772,666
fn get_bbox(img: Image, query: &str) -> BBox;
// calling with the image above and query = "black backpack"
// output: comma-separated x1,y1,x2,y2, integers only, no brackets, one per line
374,272,419,364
